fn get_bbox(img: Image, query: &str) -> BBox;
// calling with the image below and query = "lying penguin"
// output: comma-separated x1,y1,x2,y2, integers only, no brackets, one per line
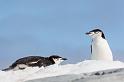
2,55,67,71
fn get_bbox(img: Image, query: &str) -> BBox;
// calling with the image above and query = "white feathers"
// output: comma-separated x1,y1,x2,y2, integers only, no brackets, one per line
86,29,113,61
13,64,28,71
52,58,64,65
91,37,113,61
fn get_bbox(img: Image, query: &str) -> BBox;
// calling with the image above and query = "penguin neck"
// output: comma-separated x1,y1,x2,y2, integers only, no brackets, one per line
92,36,104,42
49,57,55,64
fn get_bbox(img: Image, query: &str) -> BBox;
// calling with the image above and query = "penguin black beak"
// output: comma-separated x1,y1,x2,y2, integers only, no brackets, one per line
85,32,91,35
62,58,67,60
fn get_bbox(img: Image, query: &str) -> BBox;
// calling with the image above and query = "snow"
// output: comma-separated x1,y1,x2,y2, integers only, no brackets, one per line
0,60,124,82
25,69,124,82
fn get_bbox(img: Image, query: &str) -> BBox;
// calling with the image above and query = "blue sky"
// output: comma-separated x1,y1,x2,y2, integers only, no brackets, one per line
0,0,124,69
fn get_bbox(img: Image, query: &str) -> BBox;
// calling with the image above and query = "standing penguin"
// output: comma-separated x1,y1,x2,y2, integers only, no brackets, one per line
86,29,113,61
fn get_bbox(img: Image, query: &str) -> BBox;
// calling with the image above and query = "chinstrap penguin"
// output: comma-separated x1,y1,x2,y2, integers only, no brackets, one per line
2,55,67,71
86,29,113,61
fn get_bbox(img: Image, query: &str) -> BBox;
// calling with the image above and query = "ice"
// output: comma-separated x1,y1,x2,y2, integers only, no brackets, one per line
0,60,124,82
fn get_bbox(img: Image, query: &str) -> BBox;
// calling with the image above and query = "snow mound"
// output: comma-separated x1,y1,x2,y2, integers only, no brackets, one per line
0,60,124,82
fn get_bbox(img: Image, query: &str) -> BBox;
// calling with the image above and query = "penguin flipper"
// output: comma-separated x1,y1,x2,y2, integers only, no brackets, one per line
91,45,92,54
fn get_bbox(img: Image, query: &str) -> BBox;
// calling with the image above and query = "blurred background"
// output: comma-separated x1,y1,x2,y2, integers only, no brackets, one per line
0,0,124,69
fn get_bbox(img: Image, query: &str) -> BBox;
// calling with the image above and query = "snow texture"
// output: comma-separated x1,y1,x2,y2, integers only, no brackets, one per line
26,68,124,82
0,60,124,82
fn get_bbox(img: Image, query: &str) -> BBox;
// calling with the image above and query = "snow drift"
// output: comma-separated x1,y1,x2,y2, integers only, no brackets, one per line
0,60,124,82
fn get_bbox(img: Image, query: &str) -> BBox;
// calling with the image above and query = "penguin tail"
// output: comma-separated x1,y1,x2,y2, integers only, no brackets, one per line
2,67,13,71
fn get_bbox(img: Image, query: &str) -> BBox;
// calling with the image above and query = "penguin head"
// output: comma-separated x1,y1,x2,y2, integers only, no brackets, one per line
49,55,67,64
86,29,105,39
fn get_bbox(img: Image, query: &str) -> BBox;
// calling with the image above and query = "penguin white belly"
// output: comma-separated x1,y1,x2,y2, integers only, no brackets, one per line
91,39,113,61
13,64,28,70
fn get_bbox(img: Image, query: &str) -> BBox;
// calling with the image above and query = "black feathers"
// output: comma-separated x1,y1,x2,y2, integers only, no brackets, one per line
89,29,103,33
90,29,106,39
2,55,66,71
91,45,92,54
